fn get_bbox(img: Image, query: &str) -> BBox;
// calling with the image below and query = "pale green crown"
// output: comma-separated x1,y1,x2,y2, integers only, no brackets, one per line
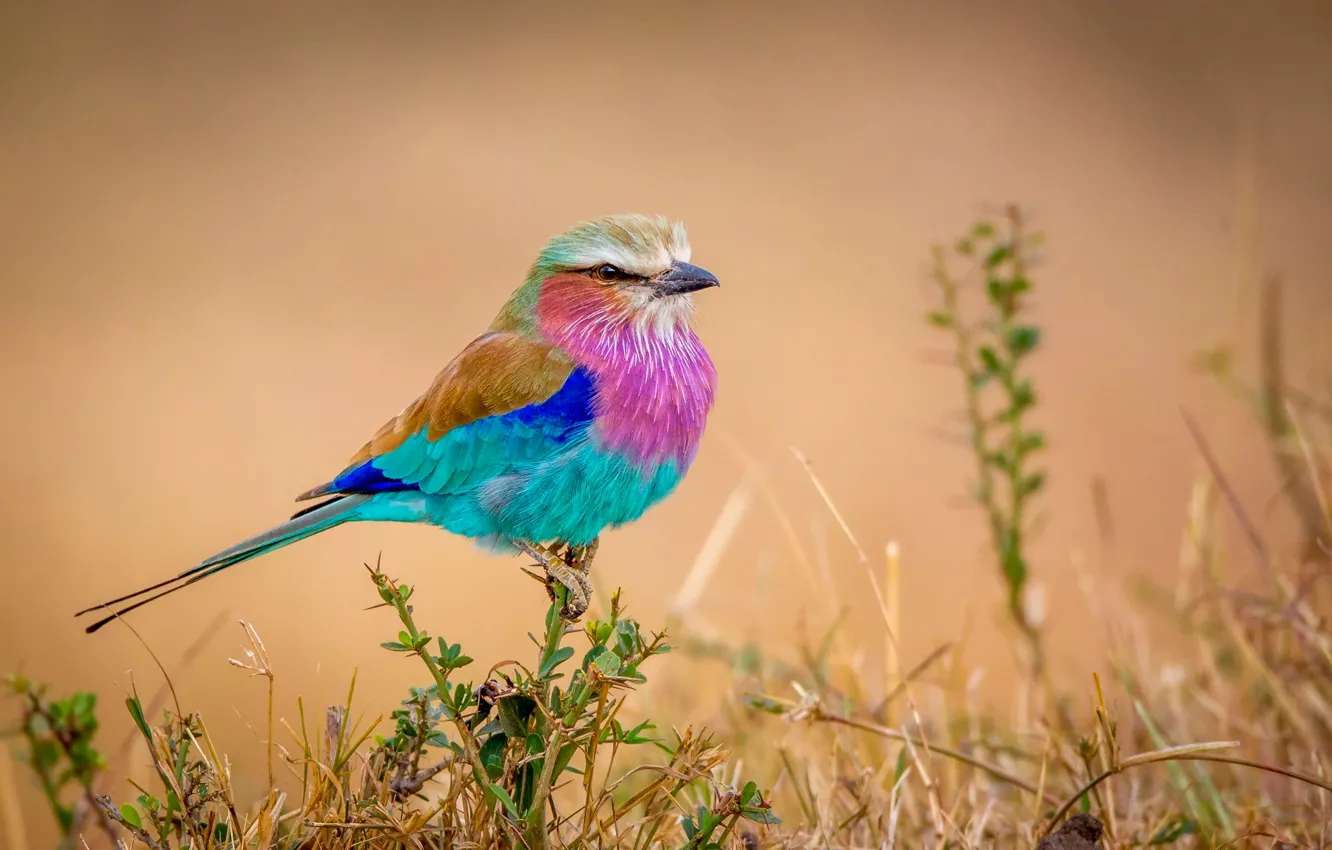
493,214,691,334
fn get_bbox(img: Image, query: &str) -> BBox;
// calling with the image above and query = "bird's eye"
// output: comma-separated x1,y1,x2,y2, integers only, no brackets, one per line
591,264,634,283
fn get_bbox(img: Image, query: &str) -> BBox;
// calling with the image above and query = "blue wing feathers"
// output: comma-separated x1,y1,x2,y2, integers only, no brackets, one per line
311,366,597,500
319,464,404,495
504,367,596,427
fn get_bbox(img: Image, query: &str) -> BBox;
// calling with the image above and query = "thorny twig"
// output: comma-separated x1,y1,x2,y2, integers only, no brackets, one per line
95,793,166,850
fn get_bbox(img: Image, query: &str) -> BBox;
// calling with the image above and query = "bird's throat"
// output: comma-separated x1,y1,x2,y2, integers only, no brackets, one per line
536,280,717,467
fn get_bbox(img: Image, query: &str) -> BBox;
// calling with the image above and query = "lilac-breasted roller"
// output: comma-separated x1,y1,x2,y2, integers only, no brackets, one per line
77,214,719,632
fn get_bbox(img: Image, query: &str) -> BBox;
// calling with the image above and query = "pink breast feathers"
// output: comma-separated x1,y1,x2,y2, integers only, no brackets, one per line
536,274,717,468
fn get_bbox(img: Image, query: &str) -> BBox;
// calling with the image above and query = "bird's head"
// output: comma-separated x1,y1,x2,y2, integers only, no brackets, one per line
496,214,719,338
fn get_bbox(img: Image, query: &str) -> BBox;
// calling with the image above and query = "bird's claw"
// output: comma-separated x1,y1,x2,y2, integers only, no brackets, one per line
518,541,597,621
549,563,590,620
573,538,598,577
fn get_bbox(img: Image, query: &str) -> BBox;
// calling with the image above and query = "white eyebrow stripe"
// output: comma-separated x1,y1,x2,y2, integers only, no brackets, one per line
565,244,673,277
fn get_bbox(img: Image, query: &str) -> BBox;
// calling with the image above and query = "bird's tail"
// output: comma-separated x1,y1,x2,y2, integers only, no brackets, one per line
76,494,371,634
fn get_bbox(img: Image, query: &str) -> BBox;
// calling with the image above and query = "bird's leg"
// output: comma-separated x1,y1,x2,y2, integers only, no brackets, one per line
517,541,590,621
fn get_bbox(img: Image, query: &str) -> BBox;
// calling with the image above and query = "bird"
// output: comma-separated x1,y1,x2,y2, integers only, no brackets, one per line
76,213,720,633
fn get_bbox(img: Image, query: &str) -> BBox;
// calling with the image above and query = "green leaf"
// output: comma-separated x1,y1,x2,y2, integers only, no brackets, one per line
926,310,953,329
996,381,1036,421
740,805,782,825
1001,546,1027,593
1006,325,1041,356
622,719,657,744
582,645,608,671
32,739,60,770
539,646,575,679
603,719,660,746
1017,431,1046,456
490,783,522,819
514,758,540,817
682,814,698,840
741,780,758,804
984,243,1013,270
380,641,409,652
554,741,579,777
498,695,538,739
894,746,910,783
125,694,151,741
977,346,1002,375
479,733,507,781
71,692,96,724
1018,472,1046,497
119,803,142,829
972,221,996,239
593,651,621,676
614,619,639,657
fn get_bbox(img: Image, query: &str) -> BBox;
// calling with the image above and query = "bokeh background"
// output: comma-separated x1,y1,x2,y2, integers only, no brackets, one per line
3,0,1331,842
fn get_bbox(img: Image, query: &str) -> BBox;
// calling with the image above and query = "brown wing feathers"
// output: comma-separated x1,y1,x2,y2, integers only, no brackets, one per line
296,333,575,502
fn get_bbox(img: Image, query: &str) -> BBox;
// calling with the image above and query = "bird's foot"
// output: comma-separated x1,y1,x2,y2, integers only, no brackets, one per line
569,537,599,576
518,542,591,621
548,561,591,621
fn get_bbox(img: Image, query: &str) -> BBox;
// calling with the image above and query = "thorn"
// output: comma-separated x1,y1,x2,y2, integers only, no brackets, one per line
519,567,548,584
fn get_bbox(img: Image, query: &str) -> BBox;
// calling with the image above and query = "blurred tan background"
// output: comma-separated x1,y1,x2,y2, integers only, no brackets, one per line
2,0,1331,841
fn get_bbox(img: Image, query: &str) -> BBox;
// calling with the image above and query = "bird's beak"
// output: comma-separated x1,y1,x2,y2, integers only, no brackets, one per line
656,261,720,296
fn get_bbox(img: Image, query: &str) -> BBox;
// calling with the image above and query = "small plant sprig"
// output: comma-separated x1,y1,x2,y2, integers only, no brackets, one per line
116,687,238,850
679,781,780,848
361,560,780,848
927,204,1050,684
5,674,112,846
368,563,490,798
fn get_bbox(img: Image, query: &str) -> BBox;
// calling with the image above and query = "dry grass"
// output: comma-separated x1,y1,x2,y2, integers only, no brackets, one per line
4,212,1331,849
666,424,1332,846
